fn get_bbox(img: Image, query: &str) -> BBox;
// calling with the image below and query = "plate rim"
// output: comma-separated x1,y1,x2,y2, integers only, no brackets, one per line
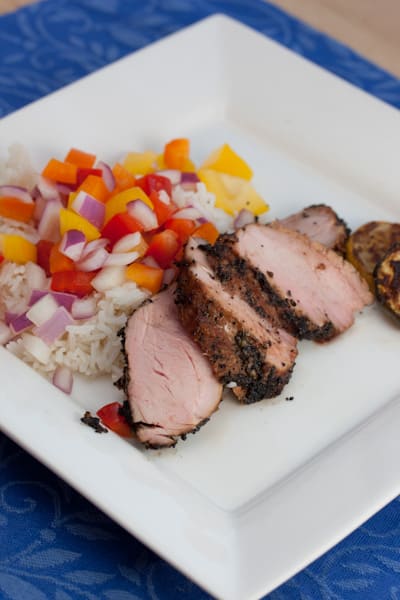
0,13,400,600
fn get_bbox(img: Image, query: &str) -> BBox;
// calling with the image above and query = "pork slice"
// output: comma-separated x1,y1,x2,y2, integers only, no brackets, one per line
122,286,222,448
279,204,350,255
176,241,298,403
207,223,373,341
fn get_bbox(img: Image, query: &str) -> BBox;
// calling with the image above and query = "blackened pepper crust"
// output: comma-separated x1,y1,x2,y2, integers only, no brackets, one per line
176,258,295,403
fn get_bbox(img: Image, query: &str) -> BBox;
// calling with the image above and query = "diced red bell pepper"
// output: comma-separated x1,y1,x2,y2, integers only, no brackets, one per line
164,218,197,244
36,240,54,276
101,212,144,247
136,174,172,197
149,190,177,227
146,229,180,269
76,168,103,188
0,255,4,265
97,402,132,437
51,270,96,297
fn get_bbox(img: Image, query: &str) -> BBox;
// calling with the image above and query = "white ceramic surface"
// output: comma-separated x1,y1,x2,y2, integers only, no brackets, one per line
0,15,399,600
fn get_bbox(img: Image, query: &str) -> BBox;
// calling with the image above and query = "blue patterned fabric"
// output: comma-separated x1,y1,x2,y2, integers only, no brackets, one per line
0,1,399,599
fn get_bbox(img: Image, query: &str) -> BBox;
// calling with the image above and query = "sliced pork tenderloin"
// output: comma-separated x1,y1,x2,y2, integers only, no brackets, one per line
121,286,222,448
205,223,373,342
176,240,298,403
279,204,350,255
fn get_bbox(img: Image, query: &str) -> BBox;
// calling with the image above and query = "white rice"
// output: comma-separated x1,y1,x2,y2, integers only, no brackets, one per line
0,143,38,189
6,277,149,381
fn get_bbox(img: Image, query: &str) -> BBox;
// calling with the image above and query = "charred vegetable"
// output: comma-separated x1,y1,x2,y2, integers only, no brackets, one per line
346,221,400,290
374,243,400,320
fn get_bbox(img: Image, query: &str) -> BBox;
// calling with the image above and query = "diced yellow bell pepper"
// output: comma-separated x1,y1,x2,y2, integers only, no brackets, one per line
59,208,100,241
1,234,37,264
154,154,196,172
198,169,268,216
105,187,153,224
123,151,157,176
200,144,253,180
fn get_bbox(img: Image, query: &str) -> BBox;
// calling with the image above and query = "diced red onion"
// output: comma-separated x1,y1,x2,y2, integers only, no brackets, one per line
4,312,18,326
59,229,86,261
21,333,51,364
29,290,76,312
71,191,105,229
173,207,202,220
197,217,208,224
91,266,126,292
96,161,115,192
105,251,139,266
81,237,109,258
181,172,200,183
156,170,181,185
77,247,109,272
158,190,170,205
9,312,33,335
38,198,62,243
0,321,12,345
162,268,176,286
234,209,255,229
52,365,73,394
112,232,141,253
71,296,97,320
33,306,74,345
56,182,75,195
37,176,60,201
141,256,160,269
33,193,47,222
127,200,158,231
0,185,32,204
26,294,59,326
180,182,198,192
24,262,47,290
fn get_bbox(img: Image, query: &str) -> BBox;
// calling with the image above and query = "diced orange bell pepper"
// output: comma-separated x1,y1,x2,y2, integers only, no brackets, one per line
164,218,197,244
104,187,153,224
112,163,136,192
125,263,163,294
192,222,219,245
65,148,96,169
0,197,34,223
49,244,75,274
59,208,100,241
77,174,109,203
163,138,190,170
1,234,37,264
145,229,180,269
42,159,78,185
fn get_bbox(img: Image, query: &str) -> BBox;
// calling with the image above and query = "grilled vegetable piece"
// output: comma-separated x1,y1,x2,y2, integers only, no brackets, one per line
346,221,400,290
374,243,400,320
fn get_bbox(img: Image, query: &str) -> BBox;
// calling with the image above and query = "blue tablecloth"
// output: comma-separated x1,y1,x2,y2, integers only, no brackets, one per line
0,1,399,598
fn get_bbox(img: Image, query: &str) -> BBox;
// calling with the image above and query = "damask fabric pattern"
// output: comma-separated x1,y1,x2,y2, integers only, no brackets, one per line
0,0,399,599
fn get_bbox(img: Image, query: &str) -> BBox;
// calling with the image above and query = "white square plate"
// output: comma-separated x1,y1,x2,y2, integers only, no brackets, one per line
0,14,400,600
